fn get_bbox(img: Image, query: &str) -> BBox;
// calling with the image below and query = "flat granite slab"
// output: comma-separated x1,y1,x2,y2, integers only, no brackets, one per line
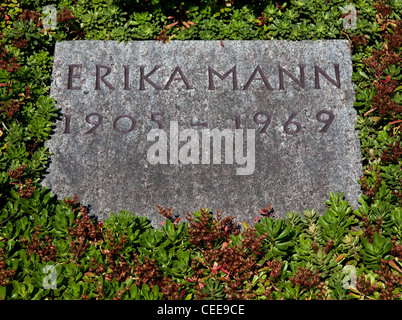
43,40,362,227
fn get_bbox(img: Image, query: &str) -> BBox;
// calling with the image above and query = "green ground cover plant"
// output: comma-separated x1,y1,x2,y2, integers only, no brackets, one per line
0,0,401,300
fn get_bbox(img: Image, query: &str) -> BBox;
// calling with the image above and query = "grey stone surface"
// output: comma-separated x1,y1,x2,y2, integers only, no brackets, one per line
43,40,363,227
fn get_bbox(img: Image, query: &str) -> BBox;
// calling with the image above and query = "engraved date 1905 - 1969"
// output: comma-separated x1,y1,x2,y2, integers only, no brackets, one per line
61,110,335,135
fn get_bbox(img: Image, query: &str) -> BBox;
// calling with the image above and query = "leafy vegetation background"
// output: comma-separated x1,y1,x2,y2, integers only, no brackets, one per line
0,0,401,300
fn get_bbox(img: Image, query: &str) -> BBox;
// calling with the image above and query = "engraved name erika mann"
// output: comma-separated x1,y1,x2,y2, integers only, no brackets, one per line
60,62,341,136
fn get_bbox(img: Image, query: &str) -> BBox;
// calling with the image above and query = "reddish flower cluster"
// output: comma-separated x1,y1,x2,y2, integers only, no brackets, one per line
289,266,321,289
186,209,239,250
154,28,169,43
390,238,402,259
0,99,21,119
63,195,79,206
356,274,378,296
241,227,265,255
360,212,383,243
311,240,333,254
11,38,28,49
21,225,56,262
357,260,402,300
68,203,183,300
8,164,36,198
26,137,37,156
362,17,402,120
373,0,393,18
55,8,85,39
351,34,368,48
69,209,102,260
8,164,27,180
20,9,41,26
359,169,382,200
157,205,181,224
103,232,130,282
131,254,182,300
0,246,16,288
256,12,270,26
0,47,21,73
381,139,402,164
185,210,261,299
266,259,284,281
18,178,35,198
375,261,402,300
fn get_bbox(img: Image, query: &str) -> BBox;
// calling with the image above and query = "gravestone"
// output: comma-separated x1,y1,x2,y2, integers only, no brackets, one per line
43,40,362,227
